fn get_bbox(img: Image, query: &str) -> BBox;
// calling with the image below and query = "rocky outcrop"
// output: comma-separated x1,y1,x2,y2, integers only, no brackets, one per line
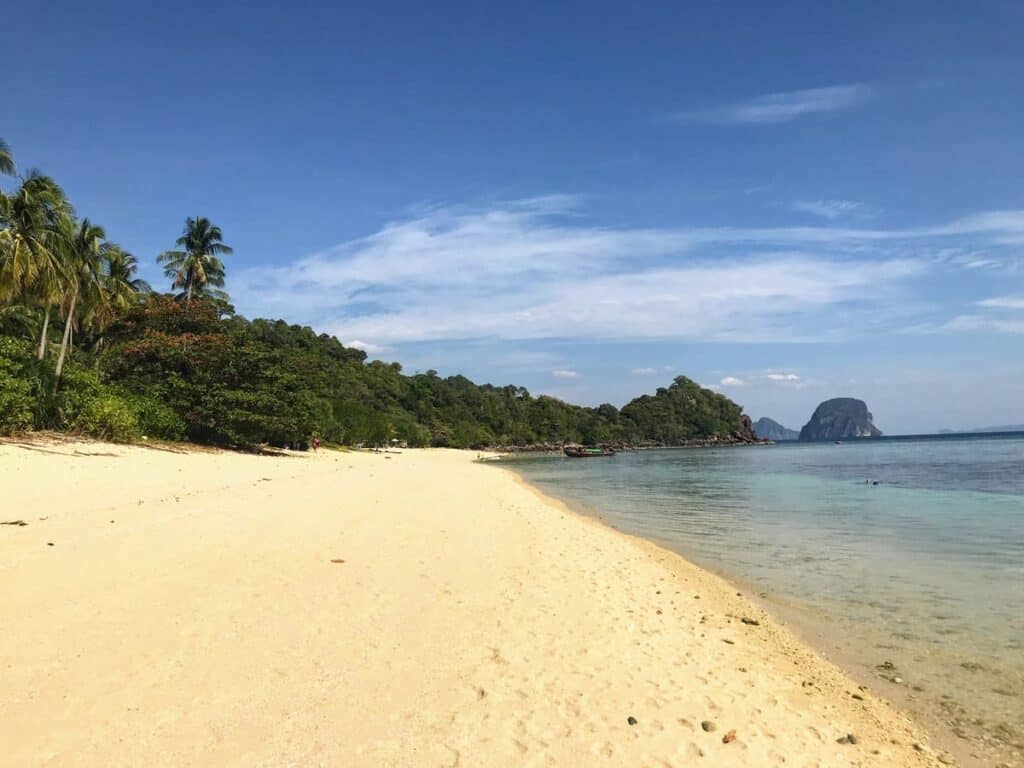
799,398,882,441
753,417,799,441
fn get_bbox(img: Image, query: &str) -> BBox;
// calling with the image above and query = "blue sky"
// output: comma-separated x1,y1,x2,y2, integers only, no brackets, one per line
5,1,1024,433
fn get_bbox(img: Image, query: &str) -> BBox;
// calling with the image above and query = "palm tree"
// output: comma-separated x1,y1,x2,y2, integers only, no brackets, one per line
0,172,72,358
0,138,14,177
84,245,149,350
53,218,106,384
157,217,232,301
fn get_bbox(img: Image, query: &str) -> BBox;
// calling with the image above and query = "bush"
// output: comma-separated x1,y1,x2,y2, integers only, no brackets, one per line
50,365,105,429
0,337,35,434
75,394,141,443
124,393,186,441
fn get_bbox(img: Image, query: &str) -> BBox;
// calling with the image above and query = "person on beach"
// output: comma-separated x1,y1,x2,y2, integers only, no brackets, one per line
311,436,321,452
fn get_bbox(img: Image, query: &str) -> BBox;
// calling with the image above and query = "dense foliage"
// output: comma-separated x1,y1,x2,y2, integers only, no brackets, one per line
1,138,752,448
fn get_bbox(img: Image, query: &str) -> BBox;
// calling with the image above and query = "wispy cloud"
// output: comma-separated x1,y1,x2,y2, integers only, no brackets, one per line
939,315,1024,335
792,200,864,220
667,84,871,125
720,376,746,387
230,197,1024,351
631,367,656,375
978,295,1024,310
552,369,579,379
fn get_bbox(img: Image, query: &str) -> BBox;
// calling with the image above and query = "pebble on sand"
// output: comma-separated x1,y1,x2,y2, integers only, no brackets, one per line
701,720,717,732
627,716,638,726
722,730,737,744
837,733,859,745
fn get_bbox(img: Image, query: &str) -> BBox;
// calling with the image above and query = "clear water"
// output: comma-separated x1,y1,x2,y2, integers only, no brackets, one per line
504,434,1024,766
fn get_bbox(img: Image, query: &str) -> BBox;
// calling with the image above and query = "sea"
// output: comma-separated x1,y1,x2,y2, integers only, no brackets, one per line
502,433,1024,767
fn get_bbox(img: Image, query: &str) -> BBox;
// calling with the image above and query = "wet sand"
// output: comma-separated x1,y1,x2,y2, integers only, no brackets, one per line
1,439,948,766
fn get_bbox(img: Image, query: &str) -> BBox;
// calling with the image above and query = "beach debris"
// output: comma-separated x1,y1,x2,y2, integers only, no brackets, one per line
627,716,638,726
877,660,896,671
701,720,717,732
330,558,346,564
741,617,760,626
656,609,662,615
722,638,735,645
1,520,28,526
722,729,736,744
851,693,864,700
837,733,859,745
47,542,54,546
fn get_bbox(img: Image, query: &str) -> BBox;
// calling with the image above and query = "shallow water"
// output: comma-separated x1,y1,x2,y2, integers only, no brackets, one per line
505,434,1024,766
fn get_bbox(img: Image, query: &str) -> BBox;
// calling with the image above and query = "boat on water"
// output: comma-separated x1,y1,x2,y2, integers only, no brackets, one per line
563,444,616,458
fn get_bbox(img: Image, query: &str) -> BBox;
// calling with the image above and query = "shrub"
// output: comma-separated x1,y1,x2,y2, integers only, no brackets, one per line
75,394,141,443
123,393,186,441
0,337,35,434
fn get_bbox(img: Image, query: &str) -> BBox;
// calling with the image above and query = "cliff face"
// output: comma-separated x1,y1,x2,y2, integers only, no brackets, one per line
798,398,882,441
753,417,799,441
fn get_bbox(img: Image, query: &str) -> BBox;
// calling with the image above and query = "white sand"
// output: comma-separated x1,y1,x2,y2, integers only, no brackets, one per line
0,439,948,766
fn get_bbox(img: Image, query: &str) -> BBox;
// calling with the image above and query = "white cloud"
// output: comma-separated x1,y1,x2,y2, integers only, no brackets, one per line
345,339,389,354
948,316,1024,334
229,198,1024,351
792,200,864,220
631,367,656,375
667,84,871,125
720,376,746,387
978,295,1024,310
552,369,579,379
765,372,800,381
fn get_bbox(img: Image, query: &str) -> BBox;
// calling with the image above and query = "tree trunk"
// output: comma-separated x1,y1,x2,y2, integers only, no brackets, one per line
36,304,51,360
54,287,78,386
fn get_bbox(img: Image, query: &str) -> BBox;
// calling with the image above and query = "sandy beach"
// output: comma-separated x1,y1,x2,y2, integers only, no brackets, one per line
1,439,947,767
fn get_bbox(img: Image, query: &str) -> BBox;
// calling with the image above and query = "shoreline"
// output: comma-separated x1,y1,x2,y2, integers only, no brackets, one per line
2,439,948,766
497,456,1010,768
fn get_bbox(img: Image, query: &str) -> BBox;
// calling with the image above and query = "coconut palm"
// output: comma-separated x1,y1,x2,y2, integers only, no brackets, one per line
53,218,106,383
157,217,232,301
0,172,72,357
84,245,149,349
0,138,14,177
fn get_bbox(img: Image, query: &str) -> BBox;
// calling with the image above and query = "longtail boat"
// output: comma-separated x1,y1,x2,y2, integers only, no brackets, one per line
563,444,616,458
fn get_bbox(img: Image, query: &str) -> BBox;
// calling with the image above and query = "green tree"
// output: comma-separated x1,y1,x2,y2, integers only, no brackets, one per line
157,217,232,301
53,218,107,384
0,138,14,177
0,171,72,358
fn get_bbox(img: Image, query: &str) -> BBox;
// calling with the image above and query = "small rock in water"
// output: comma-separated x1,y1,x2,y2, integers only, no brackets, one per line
701,720,717,732
627,716,638,726
722,730,736,744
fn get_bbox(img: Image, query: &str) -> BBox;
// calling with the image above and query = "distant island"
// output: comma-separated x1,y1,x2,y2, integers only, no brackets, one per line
799,398,882,441
939,424,1024,435
753,417,799,441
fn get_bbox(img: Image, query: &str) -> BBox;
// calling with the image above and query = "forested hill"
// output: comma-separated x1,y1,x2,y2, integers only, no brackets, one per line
1,294,756,449
1,138,755,450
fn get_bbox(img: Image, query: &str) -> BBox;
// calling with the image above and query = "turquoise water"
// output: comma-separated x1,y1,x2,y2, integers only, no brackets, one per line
504,434,1024,766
